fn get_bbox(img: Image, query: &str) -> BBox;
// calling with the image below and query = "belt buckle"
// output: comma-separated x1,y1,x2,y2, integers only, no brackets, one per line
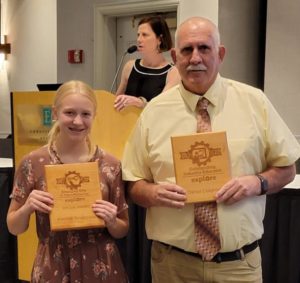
239,248,245,260
214,254,222,263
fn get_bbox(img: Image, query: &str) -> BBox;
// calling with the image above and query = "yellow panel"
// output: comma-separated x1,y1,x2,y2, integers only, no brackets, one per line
12,90,141,280
12,91,55,281
92,90,142,159
12,91,55,166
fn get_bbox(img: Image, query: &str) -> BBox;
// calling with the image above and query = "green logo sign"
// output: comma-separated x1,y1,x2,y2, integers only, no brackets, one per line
42,107,52,126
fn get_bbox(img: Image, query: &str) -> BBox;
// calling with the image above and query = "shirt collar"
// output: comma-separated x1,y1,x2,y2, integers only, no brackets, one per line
179,74,223,112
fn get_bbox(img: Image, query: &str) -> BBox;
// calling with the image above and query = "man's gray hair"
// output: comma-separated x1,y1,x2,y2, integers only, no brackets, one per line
174,17,221,50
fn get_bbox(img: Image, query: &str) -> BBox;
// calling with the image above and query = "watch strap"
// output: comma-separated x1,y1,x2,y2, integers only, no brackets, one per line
256,174,268,195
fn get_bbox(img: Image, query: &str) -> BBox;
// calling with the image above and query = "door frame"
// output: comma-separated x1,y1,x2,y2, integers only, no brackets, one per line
93,0,179,90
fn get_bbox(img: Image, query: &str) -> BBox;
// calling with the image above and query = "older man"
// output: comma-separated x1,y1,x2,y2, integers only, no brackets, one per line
122,17,300,283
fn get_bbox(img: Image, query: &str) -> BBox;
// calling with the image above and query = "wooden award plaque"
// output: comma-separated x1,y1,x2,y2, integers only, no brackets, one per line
171,131,231,203
45,161,105,231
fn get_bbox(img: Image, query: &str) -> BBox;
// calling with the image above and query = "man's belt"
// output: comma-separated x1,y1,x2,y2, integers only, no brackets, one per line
158,240,259,263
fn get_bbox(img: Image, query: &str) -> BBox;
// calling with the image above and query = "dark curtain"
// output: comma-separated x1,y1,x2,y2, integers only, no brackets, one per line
116,200,151,283
261,189,300,283
0,168,17,283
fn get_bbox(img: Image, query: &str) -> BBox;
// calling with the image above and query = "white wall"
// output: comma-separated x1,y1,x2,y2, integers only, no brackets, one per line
264,0,300,138
57,0,94,86
219,0,264,88
57,0,139,86
178,0,218,25
8,0,57,90
0,0,57,137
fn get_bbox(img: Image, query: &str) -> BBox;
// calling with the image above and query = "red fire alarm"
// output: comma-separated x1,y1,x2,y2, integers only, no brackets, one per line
68,49,83,63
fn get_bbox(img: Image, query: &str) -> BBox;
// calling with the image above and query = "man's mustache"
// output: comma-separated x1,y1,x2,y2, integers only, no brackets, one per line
186,64,207,71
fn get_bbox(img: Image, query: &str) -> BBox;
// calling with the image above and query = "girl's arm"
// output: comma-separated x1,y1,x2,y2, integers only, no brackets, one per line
7,190,53,235
92,200,129,238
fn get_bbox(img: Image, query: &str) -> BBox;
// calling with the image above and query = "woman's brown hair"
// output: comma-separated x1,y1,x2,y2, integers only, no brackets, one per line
138,15,173,52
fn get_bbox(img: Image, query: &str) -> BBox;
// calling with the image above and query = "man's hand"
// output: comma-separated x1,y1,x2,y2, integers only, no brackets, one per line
149,182,187,208
216,165,296,205
216,175,260,205
128,180,186,208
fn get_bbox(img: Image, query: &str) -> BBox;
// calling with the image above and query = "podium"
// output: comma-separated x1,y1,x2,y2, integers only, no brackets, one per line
11,90,141,281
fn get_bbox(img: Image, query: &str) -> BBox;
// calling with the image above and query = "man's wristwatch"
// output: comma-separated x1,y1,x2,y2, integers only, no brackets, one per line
256,174,268,195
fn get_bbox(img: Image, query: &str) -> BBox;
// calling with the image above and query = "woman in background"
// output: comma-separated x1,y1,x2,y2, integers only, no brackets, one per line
7,80,129,283
114,15,180,111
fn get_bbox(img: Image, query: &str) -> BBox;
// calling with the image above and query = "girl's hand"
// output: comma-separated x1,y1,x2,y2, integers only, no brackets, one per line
92,200,118,227
24,190,53,215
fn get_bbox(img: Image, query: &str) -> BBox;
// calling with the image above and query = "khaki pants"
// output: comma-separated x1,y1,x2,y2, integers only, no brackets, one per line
151,241,262,283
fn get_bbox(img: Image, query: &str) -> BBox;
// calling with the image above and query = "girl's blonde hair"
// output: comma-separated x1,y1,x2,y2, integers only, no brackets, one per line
48,80,97,153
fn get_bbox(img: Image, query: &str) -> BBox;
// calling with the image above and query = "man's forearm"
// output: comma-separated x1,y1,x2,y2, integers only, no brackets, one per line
128,180,155,208
261,164,296,194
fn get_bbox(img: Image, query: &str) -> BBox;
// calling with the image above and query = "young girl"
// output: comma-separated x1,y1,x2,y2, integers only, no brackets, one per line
7,80,129,283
